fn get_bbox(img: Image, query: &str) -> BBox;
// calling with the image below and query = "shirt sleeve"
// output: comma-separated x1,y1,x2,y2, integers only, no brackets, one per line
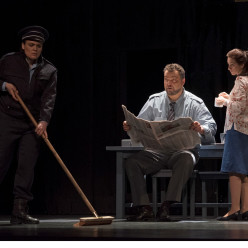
1,82,6,91
39,70,57,124
192,100,217,144
227,77,248,119
137,98,155,120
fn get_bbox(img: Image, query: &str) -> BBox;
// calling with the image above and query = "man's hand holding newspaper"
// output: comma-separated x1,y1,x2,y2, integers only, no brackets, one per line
122,105,201,152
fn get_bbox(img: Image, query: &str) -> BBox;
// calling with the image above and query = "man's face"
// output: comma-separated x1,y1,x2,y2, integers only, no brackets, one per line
22,40,43,62
164,70,185,96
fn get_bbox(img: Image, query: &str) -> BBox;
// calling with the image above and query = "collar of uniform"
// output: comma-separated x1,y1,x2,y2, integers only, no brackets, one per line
21,51,43,66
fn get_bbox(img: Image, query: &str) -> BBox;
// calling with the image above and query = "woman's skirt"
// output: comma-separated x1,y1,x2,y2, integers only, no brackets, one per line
221,125,248,175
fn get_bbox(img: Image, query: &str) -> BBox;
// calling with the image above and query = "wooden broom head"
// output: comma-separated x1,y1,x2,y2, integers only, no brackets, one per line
74,216,114,226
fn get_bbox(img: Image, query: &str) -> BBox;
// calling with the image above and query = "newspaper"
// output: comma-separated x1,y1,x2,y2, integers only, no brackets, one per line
122,105,201,152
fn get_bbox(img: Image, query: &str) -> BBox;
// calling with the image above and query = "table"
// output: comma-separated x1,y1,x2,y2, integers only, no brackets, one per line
106,143,224,219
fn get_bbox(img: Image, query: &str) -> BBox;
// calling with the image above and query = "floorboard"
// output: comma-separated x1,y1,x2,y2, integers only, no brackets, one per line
1,215,248,241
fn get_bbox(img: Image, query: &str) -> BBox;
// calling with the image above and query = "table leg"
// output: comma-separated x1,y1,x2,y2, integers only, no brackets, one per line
190,177,196,219
202,181,207,218
116,152,125,219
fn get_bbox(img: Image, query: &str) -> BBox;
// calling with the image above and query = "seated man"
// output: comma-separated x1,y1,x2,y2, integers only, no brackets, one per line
123,63,217,221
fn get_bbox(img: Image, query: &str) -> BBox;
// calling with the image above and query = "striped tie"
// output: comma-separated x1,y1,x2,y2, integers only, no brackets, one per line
167,102,176,121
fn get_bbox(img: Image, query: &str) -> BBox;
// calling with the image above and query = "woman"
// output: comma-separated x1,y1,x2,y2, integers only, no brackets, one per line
216,48,248,221
0,26,57,224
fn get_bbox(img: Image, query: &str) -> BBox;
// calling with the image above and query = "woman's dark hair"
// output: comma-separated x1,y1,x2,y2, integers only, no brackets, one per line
227,48,248,75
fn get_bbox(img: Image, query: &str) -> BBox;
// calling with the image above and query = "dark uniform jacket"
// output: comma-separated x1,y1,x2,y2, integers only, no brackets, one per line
0,52,57,124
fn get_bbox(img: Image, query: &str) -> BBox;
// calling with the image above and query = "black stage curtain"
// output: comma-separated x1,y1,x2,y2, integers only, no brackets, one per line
0,0,248,215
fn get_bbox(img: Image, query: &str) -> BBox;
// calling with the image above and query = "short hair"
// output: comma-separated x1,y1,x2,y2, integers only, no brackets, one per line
227,48,248,74
163,63,185,79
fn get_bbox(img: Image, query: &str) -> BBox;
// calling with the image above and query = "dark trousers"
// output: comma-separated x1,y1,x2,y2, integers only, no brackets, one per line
125,149,197,206
0,110,40,201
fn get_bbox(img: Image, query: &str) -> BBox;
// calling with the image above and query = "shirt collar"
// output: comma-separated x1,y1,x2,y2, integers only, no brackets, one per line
29,63,38,71
165,88,185,105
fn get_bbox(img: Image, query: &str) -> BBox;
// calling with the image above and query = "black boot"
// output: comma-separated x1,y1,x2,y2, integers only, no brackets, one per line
10,199,39,224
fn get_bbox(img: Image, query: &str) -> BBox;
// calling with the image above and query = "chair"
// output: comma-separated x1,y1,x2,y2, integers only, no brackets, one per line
194,171,231,218
152,169,197,219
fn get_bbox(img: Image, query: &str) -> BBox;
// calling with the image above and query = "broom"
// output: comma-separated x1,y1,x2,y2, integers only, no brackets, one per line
16,93,114,226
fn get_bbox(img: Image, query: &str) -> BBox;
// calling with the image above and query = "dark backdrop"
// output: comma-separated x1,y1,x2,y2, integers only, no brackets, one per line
0,0,248,215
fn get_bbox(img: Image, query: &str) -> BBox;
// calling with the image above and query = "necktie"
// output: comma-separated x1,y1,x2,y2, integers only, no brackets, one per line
167,102,176,121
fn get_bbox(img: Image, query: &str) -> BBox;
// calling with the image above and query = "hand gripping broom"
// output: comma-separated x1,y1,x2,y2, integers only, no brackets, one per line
16,93,114,226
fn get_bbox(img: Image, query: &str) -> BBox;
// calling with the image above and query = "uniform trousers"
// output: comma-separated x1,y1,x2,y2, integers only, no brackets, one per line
125,149,197,206
0,110,40,201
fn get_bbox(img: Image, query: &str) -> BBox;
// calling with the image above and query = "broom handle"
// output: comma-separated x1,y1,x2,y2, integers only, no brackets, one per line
16,94,99,218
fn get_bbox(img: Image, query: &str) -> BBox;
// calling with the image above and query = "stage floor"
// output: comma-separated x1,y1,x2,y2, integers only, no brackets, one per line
1,215,248,241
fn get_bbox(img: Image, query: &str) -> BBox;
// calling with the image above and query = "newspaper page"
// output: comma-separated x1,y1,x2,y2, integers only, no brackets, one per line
122,105,201,151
